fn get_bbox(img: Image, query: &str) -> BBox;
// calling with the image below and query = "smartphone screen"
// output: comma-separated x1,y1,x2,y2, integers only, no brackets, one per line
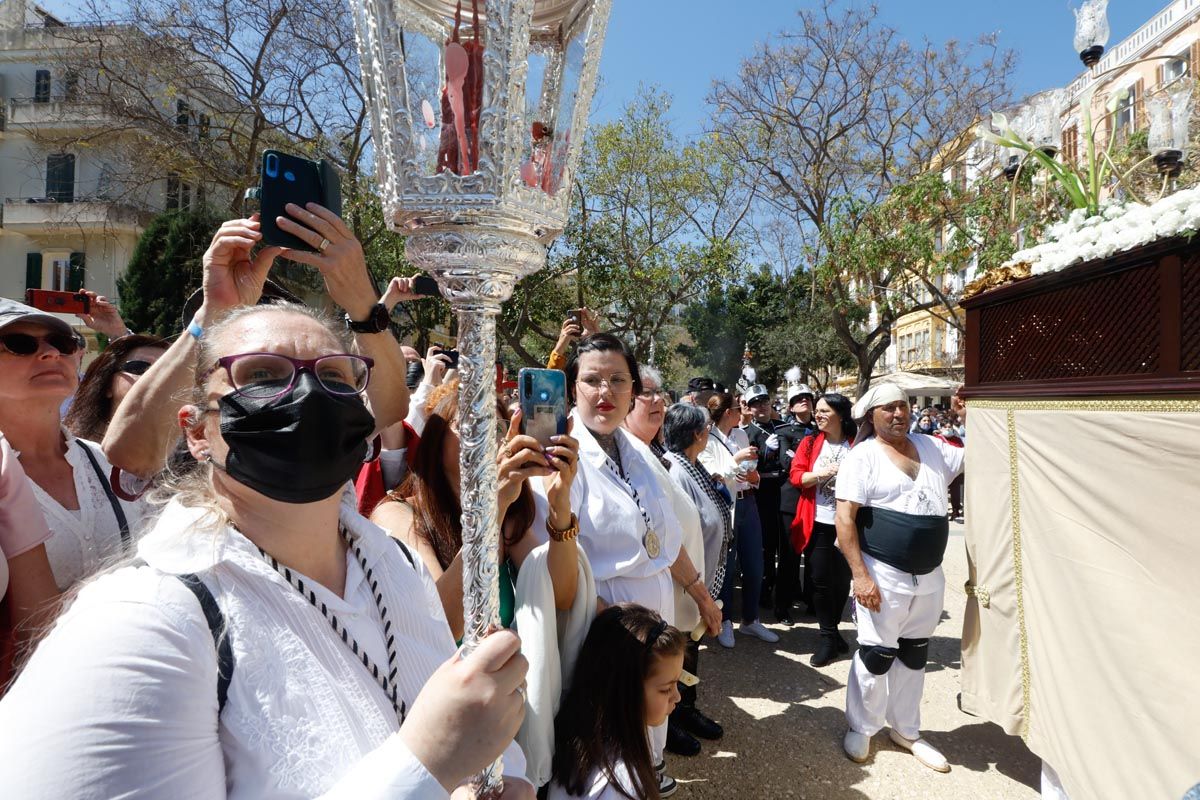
412,275,442,297
519,368,568,447
25,289,90,315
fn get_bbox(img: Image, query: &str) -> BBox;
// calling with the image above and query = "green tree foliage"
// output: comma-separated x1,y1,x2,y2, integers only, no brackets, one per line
680,266,851,392
117,210,222,337
498,88,754,366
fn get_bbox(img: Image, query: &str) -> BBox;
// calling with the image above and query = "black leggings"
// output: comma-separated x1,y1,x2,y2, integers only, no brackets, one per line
809,521,851,635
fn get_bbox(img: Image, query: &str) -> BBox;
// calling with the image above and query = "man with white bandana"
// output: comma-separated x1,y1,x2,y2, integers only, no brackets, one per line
835,383,964,773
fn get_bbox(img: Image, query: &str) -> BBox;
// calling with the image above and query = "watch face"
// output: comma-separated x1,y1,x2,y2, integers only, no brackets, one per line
371,303,390,330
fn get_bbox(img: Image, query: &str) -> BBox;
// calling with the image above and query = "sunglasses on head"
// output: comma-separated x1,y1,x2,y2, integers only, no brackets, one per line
0,331,84,356
119,359,153,376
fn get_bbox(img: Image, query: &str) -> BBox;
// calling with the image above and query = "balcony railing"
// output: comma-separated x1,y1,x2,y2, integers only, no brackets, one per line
896,348,963,370
5,97,113,130
1,197,153,233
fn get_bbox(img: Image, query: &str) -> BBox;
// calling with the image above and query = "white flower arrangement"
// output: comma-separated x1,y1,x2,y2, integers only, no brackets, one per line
1003,186,1200,275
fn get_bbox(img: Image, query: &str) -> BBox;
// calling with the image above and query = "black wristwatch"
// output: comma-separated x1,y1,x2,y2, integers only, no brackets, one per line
345,303,390,334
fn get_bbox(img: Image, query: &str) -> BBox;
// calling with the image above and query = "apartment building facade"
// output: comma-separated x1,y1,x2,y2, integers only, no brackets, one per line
0,0,204,314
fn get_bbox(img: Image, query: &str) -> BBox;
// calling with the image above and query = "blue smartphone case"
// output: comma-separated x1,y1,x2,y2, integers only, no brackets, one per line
259,150,342,251
518,368,568,446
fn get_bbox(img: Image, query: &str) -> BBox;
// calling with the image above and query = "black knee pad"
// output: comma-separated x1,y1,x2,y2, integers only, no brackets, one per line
897,637,929,670
858,645,898,675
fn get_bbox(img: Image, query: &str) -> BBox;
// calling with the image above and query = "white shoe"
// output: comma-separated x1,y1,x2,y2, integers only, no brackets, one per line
842,730,870,763
740,620,780,643
889,729,950,773
717,620,735,648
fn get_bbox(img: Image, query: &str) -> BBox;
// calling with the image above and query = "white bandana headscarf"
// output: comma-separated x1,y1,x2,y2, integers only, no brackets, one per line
852,383,907,420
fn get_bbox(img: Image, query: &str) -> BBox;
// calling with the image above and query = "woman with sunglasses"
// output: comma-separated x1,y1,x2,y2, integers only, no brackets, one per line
0,298,149,592
64,334,169,442
1,301,535,798
530,333,720,797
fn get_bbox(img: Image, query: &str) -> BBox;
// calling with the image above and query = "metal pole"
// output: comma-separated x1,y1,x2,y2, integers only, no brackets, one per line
453,301,505,797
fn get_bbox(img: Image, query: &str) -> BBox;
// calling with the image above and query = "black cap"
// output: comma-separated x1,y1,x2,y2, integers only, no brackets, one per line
686,376,715,393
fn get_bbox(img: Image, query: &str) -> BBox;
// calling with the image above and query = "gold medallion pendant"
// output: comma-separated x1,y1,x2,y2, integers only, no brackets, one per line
643,529,662,558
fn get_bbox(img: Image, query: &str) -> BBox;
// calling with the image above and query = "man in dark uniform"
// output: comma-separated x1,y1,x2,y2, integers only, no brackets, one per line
739,384,784,620
774,376,818,620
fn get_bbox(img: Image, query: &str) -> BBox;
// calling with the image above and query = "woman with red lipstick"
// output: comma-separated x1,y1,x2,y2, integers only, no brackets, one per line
530,333,720,797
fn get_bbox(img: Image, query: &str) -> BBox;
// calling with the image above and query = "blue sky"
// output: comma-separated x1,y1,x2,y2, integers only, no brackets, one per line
37,0,1159,136
591,0,1158,135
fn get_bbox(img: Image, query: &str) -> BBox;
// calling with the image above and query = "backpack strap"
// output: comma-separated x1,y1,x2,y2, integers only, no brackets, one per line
171,538,409,716
176,573,233,715
76,440,131,551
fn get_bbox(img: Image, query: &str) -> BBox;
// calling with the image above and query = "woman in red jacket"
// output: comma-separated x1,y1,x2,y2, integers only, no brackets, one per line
789,393,856,666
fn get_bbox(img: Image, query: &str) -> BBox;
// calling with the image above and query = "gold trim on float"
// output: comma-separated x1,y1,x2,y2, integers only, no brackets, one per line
970,398,1200,412
1005,409,1032,740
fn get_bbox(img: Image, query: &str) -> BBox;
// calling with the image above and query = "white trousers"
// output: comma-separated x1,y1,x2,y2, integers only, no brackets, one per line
845,585,944,740
596,571,674,765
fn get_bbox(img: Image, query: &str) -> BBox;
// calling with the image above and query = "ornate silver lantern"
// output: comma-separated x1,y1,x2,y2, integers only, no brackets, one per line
348,0,611,792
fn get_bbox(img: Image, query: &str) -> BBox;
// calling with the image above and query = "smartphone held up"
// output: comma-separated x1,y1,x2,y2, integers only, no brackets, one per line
25,289,90,316
518,368,568,448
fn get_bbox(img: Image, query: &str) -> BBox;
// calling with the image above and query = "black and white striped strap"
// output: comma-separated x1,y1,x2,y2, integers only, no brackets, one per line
256,529,405,722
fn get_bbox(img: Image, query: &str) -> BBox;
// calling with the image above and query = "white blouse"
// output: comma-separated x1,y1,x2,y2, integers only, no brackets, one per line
22,430,148,590
547,761,639,800
0,494,528,799
700,426,752,494
530,411,680,584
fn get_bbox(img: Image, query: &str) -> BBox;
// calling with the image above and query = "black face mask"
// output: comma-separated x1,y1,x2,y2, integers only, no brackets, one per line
216,372,376,504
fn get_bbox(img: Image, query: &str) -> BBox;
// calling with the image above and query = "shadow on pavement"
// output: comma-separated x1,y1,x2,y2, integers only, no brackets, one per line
922,721,1040,789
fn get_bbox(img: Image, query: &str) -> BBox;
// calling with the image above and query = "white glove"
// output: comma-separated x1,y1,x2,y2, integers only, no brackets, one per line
765,434,780,451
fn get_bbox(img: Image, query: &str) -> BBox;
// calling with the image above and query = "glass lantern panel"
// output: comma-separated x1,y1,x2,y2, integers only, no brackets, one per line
1072,0,1110,54
395,28,447,177
1147,94,1172,153
394,1,487,178
546,28,587,193
518,44,553,191
1170,81,1193,154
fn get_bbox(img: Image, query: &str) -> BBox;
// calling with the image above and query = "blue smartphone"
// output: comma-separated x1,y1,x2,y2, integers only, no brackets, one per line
259,150,342,251
518,368,567,447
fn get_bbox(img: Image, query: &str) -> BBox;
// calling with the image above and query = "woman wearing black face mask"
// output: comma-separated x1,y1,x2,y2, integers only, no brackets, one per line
0,302,536,799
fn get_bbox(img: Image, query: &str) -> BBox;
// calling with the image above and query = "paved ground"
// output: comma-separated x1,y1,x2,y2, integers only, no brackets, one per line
667,522,1041,799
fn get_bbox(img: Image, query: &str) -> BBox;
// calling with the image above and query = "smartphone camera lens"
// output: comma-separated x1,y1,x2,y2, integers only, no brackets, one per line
265,153,279,178
524,375,532,395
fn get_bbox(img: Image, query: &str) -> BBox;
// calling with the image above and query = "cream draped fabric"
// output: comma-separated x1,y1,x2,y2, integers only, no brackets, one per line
961,400,1200,800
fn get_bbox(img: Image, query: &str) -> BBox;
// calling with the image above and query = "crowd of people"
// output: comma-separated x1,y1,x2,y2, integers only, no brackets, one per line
0,207,969,798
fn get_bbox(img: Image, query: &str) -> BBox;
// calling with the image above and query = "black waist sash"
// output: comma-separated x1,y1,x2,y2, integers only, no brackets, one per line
855,506,949,575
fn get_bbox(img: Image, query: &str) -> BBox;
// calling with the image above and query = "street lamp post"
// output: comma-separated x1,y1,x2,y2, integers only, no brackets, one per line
346,0,612,794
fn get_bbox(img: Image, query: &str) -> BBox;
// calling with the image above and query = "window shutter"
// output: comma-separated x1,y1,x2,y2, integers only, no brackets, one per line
46,153,75,202
1191,41,1200,77
34,69,51,102
25,253,43,290
68,252,86,291
1063,124,1078,164
1157,64,1165,89
1133,79,1146,131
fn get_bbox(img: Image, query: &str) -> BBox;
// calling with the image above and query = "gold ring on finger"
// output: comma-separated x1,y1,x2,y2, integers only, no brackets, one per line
318,237,331,253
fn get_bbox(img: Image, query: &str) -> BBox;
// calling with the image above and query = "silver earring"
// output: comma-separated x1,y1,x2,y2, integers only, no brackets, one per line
199,449,212,462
